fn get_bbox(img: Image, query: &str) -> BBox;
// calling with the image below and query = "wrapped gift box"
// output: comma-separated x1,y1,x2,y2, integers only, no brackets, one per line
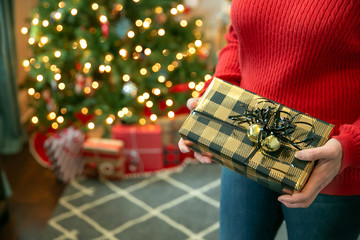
111,124,163,173
179,78,334,193
82,138,125,180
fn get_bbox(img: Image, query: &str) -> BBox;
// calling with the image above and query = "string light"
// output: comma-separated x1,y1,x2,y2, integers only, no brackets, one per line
31,116,38,124
204,74,212,81
43,56,49,63
140,68,147,75
40,36,49,45
152,88,161,95
42,20,49,27
84,62,92,69
91,3,99,10
23,60,30,67
54,73,61,80
188,47,196,54
146,101,153,108
95,109,102,115
180,20,188,27
48,112,56,120
58,82,65,90
117,110,125,118
92,81,99,89
106,117,114,124
79,39,87,49
105,65,112,73
99,65,105,73
81,107,88,114
188,82,196,89
32,18,39,25
28,38,35,45
176,53,183,60
135,20,143,27
166,99,173,106
122,74,130,82
192,91,200,98
168,111,175,118
195,84,203,91
84,87,91,94
165,81,173,88
139,118,146,125
158,29,165,36
170,8,178,15
88,122,95,129
54,50,61,58
167,64,175,71
20,27,28,35
52,122,59,129
177,4,185,12
57,116,64,123
195,40,202,47
144,48,151,56
143,92,150,99
36,75,44,82
71,8,78,16
56,25,63,32
155,7,163,14
137,96,145,103
54,12,62,20
162,49,169,56
99,15,107,23
58,1,65,8
119,49,127,57
34,92,41,99
195,19,203,27
127,31,135,38
122,108,129,114
150,114,157,121
60,108,67,114
158,75,166,83
115,4,123,11
105,54,113,62
133,0,140,2
135,45,143,52
28,88,35,95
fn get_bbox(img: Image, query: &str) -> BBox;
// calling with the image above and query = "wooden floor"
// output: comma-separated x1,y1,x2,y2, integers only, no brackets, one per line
0,144,67,240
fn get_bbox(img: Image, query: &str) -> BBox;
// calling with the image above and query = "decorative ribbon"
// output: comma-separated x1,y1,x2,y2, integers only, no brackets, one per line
126,127,163,172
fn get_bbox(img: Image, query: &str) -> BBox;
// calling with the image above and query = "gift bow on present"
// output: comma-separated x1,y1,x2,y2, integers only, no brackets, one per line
227,99,316,166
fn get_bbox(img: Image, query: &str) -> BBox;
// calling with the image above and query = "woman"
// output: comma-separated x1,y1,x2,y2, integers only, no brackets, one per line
179,0,360,239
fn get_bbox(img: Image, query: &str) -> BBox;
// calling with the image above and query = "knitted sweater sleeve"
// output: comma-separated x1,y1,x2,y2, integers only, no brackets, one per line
332,118,360,173
201,24,242,94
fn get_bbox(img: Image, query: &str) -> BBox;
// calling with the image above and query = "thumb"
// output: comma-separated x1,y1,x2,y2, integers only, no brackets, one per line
295,146,328,161
186,98,200,111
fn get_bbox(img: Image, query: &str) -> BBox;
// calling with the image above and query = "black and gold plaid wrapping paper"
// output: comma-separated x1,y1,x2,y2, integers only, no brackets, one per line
179,78,334,193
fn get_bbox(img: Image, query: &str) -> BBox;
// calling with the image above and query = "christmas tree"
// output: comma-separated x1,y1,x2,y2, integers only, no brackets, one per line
21,0,214,132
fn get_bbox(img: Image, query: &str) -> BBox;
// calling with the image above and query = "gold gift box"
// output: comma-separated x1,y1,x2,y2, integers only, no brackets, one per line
179,78,334,193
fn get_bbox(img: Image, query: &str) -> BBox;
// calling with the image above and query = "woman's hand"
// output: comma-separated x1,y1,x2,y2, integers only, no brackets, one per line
178,98,213,164
278,138,343,208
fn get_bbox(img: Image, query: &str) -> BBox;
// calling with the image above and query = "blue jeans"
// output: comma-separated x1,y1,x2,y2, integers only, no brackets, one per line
220,167,360,240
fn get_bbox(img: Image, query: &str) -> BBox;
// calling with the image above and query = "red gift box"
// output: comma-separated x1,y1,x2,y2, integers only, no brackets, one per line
111,124,163,173
82,138,125,180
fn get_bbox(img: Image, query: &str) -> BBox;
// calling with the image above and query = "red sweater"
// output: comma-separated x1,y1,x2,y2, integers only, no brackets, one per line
203,0,360,195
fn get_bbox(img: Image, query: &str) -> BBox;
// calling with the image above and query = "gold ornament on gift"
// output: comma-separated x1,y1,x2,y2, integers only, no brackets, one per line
229,99,315,153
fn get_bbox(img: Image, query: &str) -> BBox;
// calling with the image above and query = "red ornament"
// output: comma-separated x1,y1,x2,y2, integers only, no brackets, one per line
101,21,110,38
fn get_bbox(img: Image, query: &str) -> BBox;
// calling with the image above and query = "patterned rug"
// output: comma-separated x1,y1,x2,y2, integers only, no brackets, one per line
42,162,222,240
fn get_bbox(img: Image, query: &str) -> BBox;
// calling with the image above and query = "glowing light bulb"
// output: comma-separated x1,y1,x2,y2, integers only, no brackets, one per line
188,47,196,54
127,31,135,38
58,1,65,8
143,21,150,29
137,96,145,103
158,75,166,83
150,114,157,121
88,122,95,129
188,82,196,89
42,20,49,27
43,56,49,63
176,53,183,60
195,40,202,47
92,81,99,89
155,7,163,14
32,18,39,25
84,87,91,94
92,3,99,10
28,38,35,45
168,111,175,118
140,68,147,75
58,82,65,90
139,118,146,125
54,50,61,58
135,20,143,27
105,65,112,73
28,88,35,95
71,8,78,16
122,107,129,114
99,65,105,73
21,27,28,35
52,122,59,129
60,108,67,114
152,88,161,95
133,0,140,2
23,60,30,67
81,107,88,114
180,20,188,27
56,25,63,32
117,111,124,118
84,62,91,69
54,12,62,20
119,49,127,57
36,75,44,82
158,29,165,36
143,92,150,99
105,54,113,62
31,116,38,124
123,74,130,82
166,99,173,106
204,74,212,81
40,36,48,45
195,19,203,27
144,48,151,55
79,39,87,49
170,8,178,15
99,15,107,23
106,117,114,124
146,101,153,108
192,91,200,98
54,73,61,80
135,45,143,52
49,112,56,120
57,116,64,123
177,4,185,12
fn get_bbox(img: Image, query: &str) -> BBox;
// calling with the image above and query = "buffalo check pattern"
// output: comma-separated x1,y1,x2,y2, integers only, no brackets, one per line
42,163,222,240
179,78,334,193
